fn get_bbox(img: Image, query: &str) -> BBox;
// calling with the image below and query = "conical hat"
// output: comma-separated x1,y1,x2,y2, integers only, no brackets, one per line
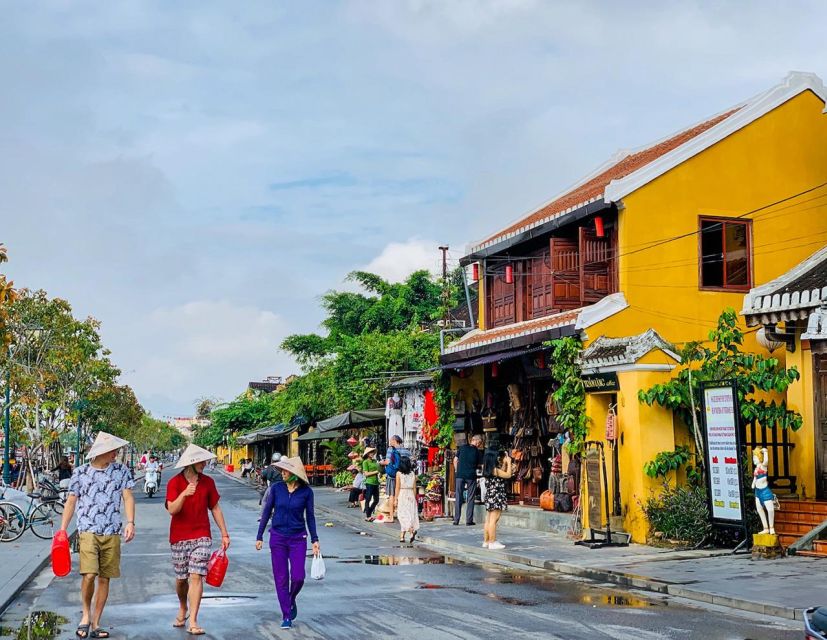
175,444,216,469
274,456,309,484
86,431,129,460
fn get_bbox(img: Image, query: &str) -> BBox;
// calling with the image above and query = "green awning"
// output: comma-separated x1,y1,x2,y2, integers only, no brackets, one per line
316,408,386,432
296,429,344,442
237,423,299,445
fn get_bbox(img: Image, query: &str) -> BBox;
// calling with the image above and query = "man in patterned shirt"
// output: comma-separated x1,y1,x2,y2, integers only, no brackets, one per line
59,431,136,639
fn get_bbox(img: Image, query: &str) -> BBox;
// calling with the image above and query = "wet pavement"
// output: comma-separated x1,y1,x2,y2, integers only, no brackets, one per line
0,472,801,639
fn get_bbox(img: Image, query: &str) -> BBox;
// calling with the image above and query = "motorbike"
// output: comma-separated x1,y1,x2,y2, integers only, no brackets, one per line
806,607,827,640
144,469,160,499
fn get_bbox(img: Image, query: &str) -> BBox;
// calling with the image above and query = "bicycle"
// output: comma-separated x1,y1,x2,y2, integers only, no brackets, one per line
37,476,67,514
0,491,59,541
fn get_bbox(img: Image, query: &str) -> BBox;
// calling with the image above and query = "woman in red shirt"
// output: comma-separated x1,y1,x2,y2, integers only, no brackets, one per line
166,445,230,636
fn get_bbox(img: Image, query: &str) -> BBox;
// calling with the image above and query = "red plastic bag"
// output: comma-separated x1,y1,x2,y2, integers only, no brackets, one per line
51,530,71,577
205,548,228,587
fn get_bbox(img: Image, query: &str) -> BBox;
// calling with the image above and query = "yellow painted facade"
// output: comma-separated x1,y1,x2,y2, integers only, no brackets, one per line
452,85,827,543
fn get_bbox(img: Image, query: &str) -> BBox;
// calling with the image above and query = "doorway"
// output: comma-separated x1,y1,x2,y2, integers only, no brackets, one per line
814,354,827,499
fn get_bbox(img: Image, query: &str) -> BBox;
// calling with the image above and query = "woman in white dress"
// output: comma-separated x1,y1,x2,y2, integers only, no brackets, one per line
394,457,419,544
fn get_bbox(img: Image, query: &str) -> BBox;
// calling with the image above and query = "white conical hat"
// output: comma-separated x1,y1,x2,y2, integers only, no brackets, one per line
274,456,309,484
86,431,129,460
175,444,217,469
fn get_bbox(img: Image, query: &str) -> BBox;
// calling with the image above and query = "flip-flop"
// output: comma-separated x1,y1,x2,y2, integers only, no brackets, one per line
76,624,90,638
89,629,110,639
173,615,187,628
188,627,206,636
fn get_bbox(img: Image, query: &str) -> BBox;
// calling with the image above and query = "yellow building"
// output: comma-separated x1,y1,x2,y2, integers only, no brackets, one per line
442,71,827,543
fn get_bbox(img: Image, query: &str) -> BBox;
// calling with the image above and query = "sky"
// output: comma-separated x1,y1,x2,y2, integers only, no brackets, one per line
2,1,826,417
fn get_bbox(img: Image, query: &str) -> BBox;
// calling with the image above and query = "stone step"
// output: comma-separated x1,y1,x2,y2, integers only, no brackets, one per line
795,550,827,558
776,521,823,536
774,512,826,527
779,500,827,515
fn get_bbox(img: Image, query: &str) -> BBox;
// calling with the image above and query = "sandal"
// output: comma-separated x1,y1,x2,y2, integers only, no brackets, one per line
410,530,418,544
90,630,110,639
173,615,187,628
76,624,90,638
188,627,206,636
399,534,406,543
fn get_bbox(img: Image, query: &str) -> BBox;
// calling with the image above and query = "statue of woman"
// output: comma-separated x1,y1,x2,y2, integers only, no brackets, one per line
752,448,776,534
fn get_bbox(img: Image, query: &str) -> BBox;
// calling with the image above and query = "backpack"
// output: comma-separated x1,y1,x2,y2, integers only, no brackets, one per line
386,447,411,478
554,493,573,513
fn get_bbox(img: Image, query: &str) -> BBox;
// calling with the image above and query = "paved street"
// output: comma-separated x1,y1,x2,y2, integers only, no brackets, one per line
0,472,802,639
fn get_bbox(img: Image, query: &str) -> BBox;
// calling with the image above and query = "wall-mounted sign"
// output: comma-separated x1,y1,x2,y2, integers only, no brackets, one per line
582,372,619,393
701,381,745,526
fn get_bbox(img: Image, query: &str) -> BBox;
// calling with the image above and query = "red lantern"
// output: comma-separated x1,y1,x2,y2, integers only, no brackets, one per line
347,436,358,447
491,362,499,378
505,264,513,284
594,215,605,238
535,352,545,369
472,263,480,282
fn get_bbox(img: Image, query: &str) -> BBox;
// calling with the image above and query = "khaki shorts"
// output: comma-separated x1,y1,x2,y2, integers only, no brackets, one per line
78,533,122,578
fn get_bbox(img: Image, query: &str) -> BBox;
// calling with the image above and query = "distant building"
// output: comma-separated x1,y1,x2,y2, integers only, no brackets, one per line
167,416,209,439
248,375,296,394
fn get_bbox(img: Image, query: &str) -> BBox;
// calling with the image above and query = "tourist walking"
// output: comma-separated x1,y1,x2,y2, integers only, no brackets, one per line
256,456,320,630
380,435,410,524
260,452,284,505
394,456,419,544
453,435,483,526
58,432,135,639
482,449,513,550
361,447,380,521
165,444,231,636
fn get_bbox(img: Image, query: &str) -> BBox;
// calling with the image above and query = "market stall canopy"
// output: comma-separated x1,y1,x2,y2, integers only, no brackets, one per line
237,422,299,445
316,408,386,433
296,429,344,442
385,375,434,390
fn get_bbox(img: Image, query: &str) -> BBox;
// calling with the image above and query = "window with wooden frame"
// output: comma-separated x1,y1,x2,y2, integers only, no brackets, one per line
699,217,752,290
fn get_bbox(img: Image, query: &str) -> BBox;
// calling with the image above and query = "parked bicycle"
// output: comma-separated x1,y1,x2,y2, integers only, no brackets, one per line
37,476,67,514
0,491,59,541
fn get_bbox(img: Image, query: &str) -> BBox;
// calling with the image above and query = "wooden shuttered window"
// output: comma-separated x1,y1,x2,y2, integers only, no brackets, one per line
579,226,616,304
550,237,581,310
488,268,516,327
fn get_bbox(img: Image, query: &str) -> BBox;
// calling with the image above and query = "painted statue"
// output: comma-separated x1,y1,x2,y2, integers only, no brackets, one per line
752,448,776,535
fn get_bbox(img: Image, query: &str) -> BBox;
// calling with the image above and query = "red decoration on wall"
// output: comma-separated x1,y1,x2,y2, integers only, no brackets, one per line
491,362,499,378
505,264,514,284
420,388,439,444
472,263,480,281
594,215,605,238
605,412,617,441
534,352,545,369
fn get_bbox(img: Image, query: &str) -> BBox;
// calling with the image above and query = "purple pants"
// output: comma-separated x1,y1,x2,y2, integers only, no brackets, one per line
269,530,307,620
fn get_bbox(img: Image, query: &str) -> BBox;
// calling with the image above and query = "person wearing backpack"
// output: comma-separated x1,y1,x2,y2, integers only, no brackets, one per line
380,435,410,525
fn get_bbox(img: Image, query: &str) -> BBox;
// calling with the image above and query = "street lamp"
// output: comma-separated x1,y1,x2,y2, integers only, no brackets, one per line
2,355,10,485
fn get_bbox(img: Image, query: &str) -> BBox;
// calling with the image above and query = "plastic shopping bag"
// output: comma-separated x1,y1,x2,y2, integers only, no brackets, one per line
310,553,326,581
205,548,229,587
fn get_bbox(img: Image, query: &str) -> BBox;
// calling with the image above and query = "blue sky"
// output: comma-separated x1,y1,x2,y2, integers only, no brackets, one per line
2,1,826,417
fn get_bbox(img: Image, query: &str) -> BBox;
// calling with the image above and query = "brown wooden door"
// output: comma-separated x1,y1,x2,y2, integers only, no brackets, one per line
530,251,553,318
814,354,827,499
488,270,516,327
550,237,580,309
579,227,613,304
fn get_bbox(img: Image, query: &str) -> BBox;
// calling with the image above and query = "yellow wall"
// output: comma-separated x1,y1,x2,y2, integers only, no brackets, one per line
215,445,251,468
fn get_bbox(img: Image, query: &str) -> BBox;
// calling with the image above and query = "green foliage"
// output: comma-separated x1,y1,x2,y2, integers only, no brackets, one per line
433,373,455,449
644,445,693,480
639,309,802,434
547,336,588,452
132,415,186,452
321,439,350,473
333,470,353,488
641,484,711,545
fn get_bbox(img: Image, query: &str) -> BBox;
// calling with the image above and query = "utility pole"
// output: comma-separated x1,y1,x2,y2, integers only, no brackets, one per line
439,245,449,327
3,374,9,485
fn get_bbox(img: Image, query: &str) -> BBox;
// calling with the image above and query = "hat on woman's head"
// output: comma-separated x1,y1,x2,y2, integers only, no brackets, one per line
274,456,309,484
363,447,376,457
86,431,129,460
175,444,216,469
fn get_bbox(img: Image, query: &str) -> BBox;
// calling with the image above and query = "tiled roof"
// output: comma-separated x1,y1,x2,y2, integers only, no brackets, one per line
578,328,680,373
742,245,827,325
444,309,580,355
472,109,737,251
471,72,827,255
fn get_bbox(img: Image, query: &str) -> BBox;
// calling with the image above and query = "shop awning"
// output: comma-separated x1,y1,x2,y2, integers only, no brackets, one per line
296,429,344,442
385,374,434,390
237,423,299,445
440,344,548,370
317,408,386,433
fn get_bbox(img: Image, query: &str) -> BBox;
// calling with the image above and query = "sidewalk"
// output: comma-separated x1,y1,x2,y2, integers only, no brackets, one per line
308,485,824,622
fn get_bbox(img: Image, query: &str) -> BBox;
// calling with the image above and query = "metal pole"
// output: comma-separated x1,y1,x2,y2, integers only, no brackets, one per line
3,376,10,484
75,408,82,467
461,266,475,329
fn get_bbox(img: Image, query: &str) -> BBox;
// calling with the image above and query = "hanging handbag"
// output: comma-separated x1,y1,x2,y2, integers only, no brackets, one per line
531,466,544,484
530,444,540,458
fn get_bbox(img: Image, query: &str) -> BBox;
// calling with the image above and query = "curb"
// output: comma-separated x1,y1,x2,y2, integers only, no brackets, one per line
314,501,803,622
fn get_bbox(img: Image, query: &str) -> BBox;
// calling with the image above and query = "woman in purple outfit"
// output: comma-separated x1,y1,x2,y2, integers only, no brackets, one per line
256,456,320,630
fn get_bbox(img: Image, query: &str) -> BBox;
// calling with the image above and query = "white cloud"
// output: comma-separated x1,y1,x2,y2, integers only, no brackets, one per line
362,239,441,282
119,301,294,416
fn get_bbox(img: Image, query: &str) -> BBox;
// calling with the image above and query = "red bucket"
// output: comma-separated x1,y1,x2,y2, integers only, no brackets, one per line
205,548,228,588
51,530,71,577
225,464,234,473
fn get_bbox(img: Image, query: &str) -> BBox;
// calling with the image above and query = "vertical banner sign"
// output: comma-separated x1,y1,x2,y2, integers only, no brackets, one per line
701,382,745,526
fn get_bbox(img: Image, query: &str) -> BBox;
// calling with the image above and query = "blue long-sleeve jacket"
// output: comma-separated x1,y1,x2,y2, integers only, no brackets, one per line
257,482,319,543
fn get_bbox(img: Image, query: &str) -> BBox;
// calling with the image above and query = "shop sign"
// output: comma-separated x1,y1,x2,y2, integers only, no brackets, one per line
701,381,745,526
582,372,619,393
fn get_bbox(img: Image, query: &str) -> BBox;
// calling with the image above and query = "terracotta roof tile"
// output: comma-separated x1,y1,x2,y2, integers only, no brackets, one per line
445,308,580,354
476,108,740,249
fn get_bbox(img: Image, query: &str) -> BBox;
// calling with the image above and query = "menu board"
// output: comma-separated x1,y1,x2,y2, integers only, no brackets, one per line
703,384,744,524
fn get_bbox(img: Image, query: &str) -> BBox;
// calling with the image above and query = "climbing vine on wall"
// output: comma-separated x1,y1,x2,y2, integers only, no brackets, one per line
547,336,588,452
433,372,455,449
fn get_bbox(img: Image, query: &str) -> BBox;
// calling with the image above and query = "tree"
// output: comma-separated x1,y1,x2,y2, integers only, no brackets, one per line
194,396,219,420
639,309,802,477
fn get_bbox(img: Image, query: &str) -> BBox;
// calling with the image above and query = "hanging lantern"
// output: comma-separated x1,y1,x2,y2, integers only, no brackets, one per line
505,264,514,284
472,263,480,282
346,436,358,447
594,215,605,238
491,362,499,378
535,352,545,369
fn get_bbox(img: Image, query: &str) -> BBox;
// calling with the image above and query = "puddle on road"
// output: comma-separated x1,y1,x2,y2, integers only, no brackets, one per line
0,611,68,640
414,584,536,606
338,554,449,566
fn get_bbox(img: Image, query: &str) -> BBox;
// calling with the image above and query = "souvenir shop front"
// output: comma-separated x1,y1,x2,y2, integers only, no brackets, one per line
445,348,579,508
384,376,444,475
